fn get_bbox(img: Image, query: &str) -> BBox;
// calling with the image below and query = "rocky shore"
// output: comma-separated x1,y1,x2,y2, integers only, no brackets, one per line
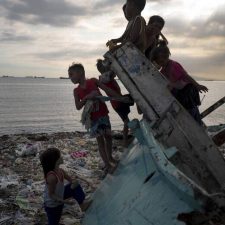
0,131,125,225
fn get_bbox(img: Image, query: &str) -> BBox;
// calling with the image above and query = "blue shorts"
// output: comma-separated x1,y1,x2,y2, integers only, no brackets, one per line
44,184,85,225
90,116,111,137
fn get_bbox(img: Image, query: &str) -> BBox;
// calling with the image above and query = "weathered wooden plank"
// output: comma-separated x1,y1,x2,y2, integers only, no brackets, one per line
115,44,173,116
104,42,225,191
105,52,158,121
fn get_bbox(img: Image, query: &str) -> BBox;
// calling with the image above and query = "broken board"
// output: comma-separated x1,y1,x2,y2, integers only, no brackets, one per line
104,42,225,193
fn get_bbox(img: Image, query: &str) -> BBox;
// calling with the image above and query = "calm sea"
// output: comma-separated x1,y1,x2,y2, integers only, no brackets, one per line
0,77,224,136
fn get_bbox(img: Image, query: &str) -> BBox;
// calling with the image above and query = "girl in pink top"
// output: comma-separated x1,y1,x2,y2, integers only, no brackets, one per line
151,41,208,124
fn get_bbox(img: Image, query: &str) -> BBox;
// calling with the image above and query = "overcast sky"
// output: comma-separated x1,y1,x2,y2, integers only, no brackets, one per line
0,0,225,80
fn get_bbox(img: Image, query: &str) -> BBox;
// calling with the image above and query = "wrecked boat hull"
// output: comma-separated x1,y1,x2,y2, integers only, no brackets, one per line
83,43,225,224
82,120,202,225
103,43,225,193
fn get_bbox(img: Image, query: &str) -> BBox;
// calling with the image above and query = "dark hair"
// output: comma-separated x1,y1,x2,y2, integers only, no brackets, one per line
68,63,85,77
40,148,61,178
128,0,146,11
96,59,106,74
148,15,165,27
150,40,171,61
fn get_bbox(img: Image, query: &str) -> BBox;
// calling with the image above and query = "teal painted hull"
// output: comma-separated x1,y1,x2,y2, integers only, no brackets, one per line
82,120,202,225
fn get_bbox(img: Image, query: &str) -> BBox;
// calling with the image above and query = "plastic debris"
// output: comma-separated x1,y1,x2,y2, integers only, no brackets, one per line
0,175,19,190
16,143,42,157
71,150,88,159
0,216,13,224
0,131,127,224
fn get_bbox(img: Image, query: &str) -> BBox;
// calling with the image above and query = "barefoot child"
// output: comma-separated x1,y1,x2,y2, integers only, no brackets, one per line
68,63,120,173
96,59,134,147
40,147,91,225
106,0,147,52
151,41,208,124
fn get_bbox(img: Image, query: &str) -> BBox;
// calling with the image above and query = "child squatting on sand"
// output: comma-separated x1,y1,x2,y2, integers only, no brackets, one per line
40,147,91,225
68,63,123,174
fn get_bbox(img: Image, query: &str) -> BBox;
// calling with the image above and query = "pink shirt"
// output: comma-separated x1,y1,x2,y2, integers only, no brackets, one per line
160,60,190,89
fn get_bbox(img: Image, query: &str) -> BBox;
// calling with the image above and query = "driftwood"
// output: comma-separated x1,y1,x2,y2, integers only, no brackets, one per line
201,96,225,119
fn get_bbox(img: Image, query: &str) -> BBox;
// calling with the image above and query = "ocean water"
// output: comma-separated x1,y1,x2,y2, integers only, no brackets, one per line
0,77,224,136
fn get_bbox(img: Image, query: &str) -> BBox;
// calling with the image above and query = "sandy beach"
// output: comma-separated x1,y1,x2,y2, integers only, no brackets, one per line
0,131,126,225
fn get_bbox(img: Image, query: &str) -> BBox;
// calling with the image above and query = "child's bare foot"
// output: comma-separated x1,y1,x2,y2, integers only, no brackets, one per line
80,199,93,212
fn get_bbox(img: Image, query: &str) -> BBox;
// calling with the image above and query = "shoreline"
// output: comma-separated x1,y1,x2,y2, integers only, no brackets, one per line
0,128,126,138
1,122,225,138
1,76,225,81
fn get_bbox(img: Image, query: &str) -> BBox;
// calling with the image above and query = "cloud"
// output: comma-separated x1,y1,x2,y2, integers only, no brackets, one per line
0,0,87,27
164,5,225,39
208,6,225,25
0,31,34,42
0,0,174,28
33,45,107,61
173,51,225,80
94,0,122,9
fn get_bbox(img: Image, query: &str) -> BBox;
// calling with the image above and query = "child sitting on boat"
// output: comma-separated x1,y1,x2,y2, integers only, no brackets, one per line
145,15,168,59
106,0,147,53
40,147,91,225
150,41,208,124
68,63,120,174
96,59,134,147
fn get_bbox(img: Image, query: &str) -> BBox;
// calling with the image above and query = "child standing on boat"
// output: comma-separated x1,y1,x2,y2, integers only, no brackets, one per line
151,41,208,124
97,59,134,147
68,63,119,174
40,147,91,225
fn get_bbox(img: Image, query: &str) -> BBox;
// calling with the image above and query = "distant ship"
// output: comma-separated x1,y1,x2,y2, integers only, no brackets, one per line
2,75,14,78
34,76,45,79
59,77,69,79
25,76,45,78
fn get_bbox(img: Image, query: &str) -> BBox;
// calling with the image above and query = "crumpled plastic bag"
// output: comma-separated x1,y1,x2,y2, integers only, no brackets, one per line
16,143,41,157
0,175,19,190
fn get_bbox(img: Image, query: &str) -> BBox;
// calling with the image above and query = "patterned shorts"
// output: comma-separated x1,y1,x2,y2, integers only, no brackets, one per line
90,116,111,137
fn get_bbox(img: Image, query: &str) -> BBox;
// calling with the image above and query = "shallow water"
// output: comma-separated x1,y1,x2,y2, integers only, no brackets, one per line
0,77,224,135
